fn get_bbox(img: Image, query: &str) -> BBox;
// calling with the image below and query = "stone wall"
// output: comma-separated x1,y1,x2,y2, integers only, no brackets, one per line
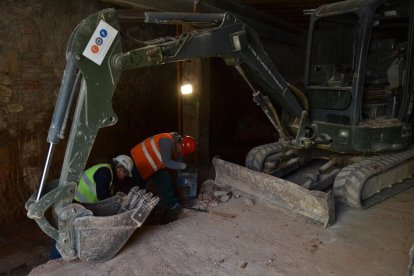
0,0,98,230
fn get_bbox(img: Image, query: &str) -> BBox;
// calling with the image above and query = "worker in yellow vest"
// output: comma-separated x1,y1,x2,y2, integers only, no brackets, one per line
51,155,134,259
74,155,134,203
130,132,196,212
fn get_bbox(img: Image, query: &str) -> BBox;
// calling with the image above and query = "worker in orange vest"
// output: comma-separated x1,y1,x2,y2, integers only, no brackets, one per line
130,132,196,212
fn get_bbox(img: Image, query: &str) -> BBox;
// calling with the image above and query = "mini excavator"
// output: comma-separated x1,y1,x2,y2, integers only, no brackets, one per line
26,0,414,262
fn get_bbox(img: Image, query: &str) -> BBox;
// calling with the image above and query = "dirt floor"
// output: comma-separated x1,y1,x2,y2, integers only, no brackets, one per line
27,183,414,276
0,219,50,275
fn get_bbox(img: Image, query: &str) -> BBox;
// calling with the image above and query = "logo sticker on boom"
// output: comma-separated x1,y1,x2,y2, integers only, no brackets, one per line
82,20,118,65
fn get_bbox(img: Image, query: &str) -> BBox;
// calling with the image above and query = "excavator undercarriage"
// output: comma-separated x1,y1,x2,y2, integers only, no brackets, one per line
244,142,414,209
26,0,414,262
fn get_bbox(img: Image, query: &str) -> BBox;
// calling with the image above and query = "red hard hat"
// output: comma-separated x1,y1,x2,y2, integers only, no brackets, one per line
181,135,196,157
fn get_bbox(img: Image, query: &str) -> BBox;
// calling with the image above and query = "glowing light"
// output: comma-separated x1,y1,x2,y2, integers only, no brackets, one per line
181,83,193,95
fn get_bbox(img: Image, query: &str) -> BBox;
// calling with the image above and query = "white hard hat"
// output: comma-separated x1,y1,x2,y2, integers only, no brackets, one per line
113,155,133,177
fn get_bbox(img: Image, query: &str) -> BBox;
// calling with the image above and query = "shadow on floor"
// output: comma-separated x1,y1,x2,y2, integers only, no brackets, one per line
0,219,50,275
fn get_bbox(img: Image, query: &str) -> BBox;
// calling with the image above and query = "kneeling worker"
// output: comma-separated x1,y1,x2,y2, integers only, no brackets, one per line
130,132,196,211
74,155,134,203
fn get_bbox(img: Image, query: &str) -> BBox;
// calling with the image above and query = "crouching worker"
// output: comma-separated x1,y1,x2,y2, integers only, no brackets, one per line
74,155,134,203
130,132,196,222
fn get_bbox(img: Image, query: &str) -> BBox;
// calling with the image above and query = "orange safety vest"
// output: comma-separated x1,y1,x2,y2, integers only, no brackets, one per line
131,133,174,180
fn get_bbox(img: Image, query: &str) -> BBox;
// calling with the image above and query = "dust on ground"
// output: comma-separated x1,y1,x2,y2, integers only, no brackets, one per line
28,180,414,276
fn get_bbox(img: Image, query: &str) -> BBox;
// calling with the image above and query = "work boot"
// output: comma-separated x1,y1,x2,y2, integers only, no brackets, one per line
162,208,179,224
155,202,181,224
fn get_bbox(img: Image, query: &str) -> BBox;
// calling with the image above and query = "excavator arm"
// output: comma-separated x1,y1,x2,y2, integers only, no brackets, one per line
118,12,304,118
26,9,331,262
116,11,310,142
26,10,161,262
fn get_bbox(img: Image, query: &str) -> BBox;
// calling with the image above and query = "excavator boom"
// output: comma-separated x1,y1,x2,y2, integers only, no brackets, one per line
118,12,304,117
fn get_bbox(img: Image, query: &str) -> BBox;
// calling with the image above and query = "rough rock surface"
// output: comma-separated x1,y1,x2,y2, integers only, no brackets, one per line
30,187,414,276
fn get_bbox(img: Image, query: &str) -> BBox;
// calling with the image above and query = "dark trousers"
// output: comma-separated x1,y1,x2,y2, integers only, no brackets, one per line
131,167,179,208
49,240,61,260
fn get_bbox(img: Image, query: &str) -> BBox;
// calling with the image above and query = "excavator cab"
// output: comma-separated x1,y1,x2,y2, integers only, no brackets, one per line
284,0,414,208
244,0,414,210
305,0,413,153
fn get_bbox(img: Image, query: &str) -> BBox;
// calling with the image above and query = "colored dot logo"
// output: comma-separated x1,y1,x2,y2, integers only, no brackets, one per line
100,29,108,38
95,37,103,45
91,45,99,54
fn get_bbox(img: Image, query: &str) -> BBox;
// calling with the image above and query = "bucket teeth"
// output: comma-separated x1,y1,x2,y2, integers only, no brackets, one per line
129,190,148,209
125,188,158,215
132,194,159,224
129,195,140,209
124,188,145,208
150,196,160,206
143,192,153,200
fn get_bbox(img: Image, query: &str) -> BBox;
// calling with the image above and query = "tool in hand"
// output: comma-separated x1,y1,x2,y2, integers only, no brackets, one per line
183,207,236,218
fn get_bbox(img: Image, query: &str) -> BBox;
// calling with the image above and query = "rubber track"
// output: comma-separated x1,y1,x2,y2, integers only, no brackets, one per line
245,142,286,171
333,147,414,208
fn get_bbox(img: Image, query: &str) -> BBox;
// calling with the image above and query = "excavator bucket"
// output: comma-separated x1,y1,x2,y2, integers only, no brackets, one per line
26,186,159,262
72,188,159,262
73,209,141,262
212,157,335,226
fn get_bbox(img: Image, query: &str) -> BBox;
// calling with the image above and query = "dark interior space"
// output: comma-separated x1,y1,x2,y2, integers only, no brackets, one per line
1,0,413,275
209,57,278,165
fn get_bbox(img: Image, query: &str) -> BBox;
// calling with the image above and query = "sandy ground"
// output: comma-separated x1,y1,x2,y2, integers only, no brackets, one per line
29,185,414,276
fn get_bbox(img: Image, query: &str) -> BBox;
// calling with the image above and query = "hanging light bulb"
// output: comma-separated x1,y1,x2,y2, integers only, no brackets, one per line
180,83,193,95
